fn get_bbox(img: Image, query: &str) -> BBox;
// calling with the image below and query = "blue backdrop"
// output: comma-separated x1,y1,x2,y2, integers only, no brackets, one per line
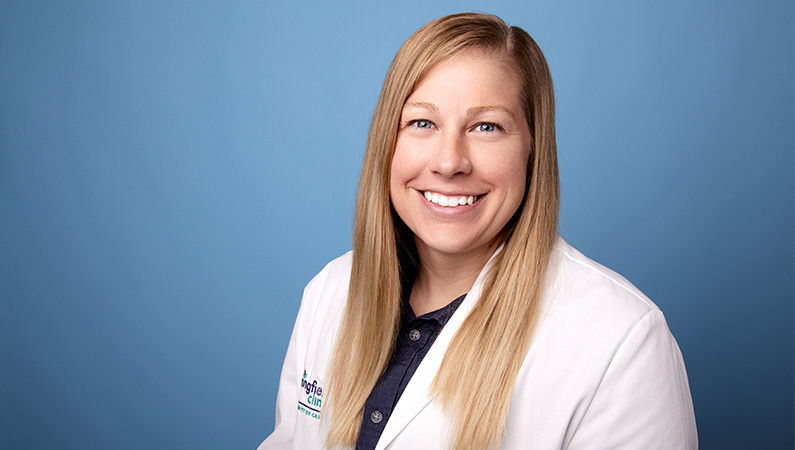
1,1,792,448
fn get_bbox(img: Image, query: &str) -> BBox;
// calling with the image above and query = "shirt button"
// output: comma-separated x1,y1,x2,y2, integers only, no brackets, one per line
409,329,421,341
370,410,383,424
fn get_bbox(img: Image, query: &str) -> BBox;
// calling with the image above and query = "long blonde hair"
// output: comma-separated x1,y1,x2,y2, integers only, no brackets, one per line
327,13,559,450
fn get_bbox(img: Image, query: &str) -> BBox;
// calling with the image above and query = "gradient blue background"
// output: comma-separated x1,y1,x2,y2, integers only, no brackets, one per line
1,0,792,448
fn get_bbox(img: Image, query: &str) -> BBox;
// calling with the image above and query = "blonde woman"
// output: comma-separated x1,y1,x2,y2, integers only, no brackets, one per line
259,12,697,450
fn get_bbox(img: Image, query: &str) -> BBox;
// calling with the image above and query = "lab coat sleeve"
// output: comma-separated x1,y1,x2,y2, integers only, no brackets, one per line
568,310,698,450
257,307,300,449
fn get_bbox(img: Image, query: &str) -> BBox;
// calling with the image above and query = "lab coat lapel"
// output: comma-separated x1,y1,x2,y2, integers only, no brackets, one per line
374,247,503,450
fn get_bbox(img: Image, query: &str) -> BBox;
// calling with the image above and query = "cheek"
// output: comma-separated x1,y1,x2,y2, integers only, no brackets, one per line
509,162,530,202
389,146,407,209
389,139,419,191
388,151,403,197
477,151,529,189
480,155,530,219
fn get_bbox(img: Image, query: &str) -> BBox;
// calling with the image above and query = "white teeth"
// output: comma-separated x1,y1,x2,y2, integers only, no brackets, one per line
423,191,478,208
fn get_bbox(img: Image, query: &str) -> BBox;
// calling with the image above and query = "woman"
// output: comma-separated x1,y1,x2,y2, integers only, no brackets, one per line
259,13,697,450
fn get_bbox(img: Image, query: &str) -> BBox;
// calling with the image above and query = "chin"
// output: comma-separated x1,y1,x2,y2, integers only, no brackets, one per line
415,232,492,258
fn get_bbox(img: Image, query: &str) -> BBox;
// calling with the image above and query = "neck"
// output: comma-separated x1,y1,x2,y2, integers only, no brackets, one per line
409,241,499,317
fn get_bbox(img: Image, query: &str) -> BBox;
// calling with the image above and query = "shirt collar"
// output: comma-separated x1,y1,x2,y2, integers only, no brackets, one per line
402,293,467,327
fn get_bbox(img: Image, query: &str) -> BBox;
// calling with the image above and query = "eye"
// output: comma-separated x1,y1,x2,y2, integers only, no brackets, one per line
474,122,501,132
409,119,435,130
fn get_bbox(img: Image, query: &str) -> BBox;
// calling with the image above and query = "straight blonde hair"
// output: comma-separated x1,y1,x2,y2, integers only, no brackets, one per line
327,13,559,450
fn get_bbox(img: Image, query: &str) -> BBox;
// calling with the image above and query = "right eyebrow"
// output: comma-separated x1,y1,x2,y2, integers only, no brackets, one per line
402,101,439,115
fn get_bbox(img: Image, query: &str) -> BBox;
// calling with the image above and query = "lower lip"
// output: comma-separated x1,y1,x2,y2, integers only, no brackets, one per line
418,191,483,215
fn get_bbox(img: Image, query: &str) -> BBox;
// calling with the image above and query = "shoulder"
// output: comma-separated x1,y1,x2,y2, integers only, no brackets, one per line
506,238,695,448
528,236,676,377
291,252,353,366
545,236,660,325
302,251,353,302
291,251,353,340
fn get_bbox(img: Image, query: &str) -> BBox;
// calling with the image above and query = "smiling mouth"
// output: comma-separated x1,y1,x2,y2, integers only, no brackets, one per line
423,190,482,207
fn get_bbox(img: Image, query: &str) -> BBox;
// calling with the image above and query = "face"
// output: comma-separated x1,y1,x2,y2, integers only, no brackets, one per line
389,50,532,262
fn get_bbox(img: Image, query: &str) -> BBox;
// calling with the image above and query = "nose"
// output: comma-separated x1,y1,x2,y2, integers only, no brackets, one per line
429,131,471,178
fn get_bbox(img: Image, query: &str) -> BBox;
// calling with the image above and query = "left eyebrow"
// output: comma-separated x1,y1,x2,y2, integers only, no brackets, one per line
467,105,517,120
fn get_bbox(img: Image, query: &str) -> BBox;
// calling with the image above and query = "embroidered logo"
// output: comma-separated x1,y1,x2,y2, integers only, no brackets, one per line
298,370,324,420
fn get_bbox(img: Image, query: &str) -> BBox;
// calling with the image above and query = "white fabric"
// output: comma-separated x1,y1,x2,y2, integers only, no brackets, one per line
258,237,698,450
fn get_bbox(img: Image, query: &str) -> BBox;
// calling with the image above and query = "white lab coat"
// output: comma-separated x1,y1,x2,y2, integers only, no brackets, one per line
258,237,698,450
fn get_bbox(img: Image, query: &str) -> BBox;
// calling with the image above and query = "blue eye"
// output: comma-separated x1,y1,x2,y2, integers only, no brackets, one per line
412,120,433,129
476,122,498,132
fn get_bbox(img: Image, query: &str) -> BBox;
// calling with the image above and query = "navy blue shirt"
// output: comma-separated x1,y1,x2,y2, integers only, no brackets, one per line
355,294,466,450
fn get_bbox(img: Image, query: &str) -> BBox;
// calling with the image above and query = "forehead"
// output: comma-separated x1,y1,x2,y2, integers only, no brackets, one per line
404,49,522,110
